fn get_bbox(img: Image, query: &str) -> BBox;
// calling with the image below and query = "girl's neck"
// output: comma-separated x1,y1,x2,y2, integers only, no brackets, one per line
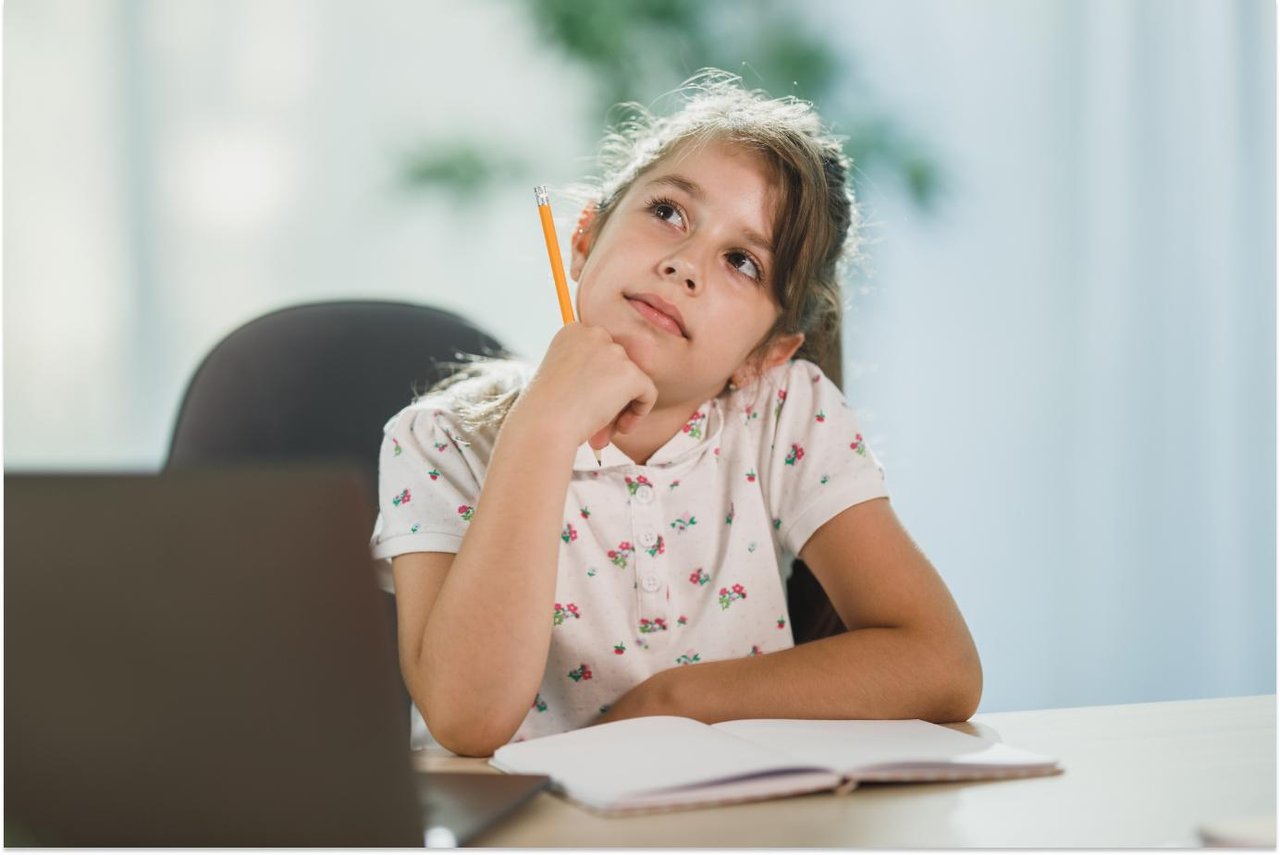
610,399,707,466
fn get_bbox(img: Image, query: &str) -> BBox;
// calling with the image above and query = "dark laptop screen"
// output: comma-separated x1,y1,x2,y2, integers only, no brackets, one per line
5,468,423,846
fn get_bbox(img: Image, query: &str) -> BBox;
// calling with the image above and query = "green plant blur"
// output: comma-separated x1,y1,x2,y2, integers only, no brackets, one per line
402,0,940,209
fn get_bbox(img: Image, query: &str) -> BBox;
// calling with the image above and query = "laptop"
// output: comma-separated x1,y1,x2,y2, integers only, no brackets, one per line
4,467,548,847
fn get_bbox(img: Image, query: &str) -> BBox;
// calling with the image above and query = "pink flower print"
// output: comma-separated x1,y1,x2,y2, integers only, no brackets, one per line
675,651,701,666
745,470,757,483
433,441,449,452
851,433,867,456
682,410,707,439
561,522,578,544
568,663,592,682
624,475,652,496
613,642,626,655
677,615,688,626
392,488,411,507
392,438,403,456
427,468,441,481
607,541,635,569
579,506,591,519
815,410,826,423
784,443,805,466
669,516,697,534
532,693,548,712
645,535,665,557
743,405,759,425
776,616,787,629
713,446,721,457
774,388,788,418
750,645,763,656
552,602,581,626
638,617,669,634
457,504,474,521
688,567,710,586
668,480,681,490
718,584,747,610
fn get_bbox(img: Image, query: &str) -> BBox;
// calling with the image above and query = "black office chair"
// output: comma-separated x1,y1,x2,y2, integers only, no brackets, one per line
166,299,509,733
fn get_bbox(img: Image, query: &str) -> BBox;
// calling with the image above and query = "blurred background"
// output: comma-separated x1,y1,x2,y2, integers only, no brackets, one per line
6,0,1275,715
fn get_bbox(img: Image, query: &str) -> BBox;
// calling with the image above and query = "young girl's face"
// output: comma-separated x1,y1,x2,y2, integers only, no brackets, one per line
571,139,801,410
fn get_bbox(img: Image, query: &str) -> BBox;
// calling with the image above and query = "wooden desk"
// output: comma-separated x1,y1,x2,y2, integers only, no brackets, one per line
413,695,1275,848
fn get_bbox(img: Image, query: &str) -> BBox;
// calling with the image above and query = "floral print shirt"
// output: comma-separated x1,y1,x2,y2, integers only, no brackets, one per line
371,359,889,748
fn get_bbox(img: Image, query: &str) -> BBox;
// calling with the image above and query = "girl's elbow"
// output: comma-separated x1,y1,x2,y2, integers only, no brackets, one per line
416,693,520,758
912,628,982,723
938,647,983,723
431,721,511,758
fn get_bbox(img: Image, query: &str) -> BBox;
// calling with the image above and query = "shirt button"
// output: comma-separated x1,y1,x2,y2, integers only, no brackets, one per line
640,576,661,593
639,530,659,548
634,484,655,504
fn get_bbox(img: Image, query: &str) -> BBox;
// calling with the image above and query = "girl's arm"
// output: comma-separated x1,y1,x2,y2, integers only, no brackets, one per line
600,496,983,724
394,324,656,757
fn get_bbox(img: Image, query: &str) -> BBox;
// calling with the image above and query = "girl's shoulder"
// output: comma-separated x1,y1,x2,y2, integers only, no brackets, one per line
727,358,833,410
387,358,533,442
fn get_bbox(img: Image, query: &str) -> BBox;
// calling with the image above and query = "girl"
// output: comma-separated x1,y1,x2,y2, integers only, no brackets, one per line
372,71,982,757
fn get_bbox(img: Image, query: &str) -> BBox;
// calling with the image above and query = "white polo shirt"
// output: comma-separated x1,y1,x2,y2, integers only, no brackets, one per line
372,359,889,746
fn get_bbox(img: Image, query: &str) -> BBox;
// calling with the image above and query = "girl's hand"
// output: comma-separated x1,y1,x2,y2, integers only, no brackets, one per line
595,669,680,724
514,323,658,453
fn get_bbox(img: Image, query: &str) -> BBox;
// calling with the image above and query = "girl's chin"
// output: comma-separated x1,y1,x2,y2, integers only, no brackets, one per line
611,332,661,375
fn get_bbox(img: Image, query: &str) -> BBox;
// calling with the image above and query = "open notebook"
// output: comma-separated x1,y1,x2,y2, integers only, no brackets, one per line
492,715,1060,815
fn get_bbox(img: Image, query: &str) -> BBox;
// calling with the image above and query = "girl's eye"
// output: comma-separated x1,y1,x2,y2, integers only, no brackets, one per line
648,198,685,228
727,251,762,282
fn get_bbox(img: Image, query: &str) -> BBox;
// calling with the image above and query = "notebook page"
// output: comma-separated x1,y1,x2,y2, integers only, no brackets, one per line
491,716,832,809
714,719,1059,778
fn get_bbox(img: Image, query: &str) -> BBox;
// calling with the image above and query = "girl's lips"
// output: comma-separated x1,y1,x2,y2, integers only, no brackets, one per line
627,297,686,338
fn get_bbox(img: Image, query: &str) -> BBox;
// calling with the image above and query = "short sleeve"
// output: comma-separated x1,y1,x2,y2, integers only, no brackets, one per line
758,360,889,556
370,399,488,562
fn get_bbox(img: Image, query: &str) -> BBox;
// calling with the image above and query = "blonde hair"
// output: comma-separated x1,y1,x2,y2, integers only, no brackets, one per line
429,69,858,430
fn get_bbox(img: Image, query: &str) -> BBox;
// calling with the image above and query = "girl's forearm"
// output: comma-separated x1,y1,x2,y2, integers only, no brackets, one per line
628,625,982,725
416,411,577,754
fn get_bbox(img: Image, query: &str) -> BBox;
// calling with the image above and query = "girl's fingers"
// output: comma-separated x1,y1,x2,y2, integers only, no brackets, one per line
588,424,614,451
614,411,639,435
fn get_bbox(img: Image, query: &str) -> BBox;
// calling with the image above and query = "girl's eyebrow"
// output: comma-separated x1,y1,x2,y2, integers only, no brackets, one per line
644,174,775,257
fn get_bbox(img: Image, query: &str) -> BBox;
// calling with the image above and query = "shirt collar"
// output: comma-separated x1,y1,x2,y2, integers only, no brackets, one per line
571,397,724,471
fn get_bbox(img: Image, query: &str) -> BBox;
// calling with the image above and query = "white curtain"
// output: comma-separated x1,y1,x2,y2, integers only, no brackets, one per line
840,0,1275,711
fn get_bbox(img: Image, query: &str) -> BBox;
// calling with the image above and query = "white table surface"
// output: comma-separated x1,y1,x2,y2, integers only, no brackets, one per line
413,694,1276,848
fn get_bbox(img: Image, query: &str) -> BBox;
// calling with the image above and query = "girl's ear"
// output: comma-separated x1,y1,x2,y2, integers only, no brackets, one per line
730,333,806,387
568,206,597,281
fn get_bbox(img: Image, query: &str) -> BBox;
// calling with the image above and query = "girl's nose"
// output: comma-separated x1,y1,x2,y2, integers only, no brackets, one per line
661,258,700,293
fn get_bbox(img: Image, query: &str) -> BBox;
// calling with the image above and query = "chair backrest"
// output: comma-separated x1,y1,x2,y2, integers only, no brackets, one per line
166,300,507,504
166,300,508,733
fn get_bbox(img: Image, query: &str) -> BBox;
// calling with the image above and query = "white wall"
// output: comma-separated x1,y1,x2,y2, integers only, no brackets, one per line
5,0,1274,714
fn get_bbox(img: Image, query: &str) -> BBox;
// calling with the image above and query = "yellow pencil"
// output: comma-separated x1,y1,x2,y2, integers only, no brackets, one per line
535,186,576,324
535,185,602,466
